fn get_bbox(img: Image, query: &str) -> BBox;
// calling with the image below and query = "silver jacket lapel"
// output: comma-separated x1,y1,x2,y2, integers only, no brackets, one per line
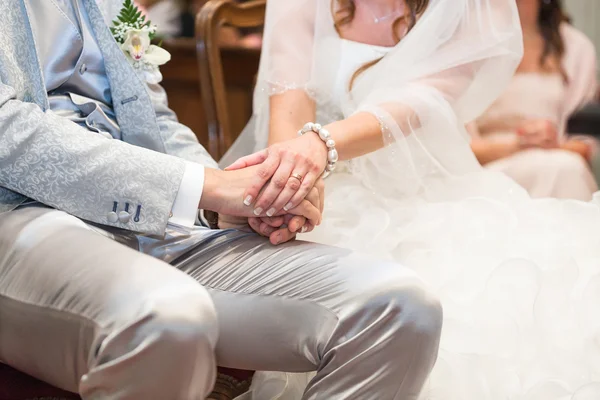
0,0,165,153
81,0,165,153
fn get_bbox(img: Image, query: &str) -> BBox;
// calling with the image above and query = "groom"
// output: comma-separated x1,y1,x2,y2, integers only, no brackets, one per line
0,1,442,399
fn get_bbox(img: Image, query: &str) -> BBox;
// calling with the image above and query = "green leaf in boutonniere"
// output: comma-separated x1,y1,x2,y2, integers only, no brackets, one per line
111,0,171,84
111,0,156,43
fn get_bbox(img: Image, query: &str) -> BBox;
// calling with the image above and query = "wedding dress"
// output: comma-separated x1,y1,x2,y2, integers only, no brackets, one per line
225,1,600,398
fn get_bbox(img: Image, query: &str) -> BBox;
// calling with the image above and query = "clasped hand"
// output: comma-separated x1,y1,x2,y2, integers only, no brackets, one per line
516,119,559,149
516,119,591,160
219,180,323,244
223,134,327,244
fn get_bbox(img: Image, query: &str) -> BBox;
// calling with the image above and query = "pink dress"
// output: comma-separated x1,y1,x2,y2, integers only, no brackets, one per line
471,24,598,201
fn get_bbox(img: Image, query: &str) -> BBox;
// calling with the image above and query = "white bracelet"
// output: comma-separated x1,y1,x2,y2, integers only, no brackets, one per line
297,122,338,179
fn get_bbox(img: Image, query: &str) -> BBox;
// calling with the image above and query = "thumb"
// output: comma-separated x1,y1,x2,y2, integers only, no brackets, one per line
224,149,269,171
287,216,307,233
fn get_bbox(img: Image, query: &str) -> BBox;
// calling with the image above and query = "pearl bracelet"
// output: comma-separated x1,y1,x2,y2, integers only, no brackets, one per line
298,122,338,178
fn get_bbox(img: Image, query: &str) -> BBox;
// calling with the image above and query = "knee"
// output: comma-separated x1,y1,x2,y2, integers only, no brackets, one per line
142,285,219,354
548,149,589,177
387,277,442,341
103,283,219,368
356,266,443,341
508,149,590,188
84,283,218,397
523,149,588,178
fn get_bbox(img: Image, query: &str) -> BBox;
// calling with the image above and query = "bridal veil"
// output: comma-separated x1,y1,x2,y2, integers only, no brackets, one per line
228,0,524,201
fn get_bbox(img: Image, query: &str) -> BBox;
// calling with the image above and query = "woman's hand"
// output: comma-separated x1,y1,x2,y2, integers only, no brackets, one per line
247,215,306,245
219,183,322,245
218,214,308,245
247,180,323,243
516,119,559,149
202,167,321,226
561,139,592,162
226,132,328,217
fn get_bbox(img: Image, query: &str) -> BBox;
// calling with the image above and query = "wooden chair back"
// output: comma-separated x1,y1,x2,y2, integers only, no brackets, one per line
196,0,266,159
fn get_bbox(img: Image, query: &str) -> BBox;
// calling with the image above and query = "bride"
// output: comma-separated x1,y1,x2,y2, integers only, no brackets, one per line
223,0,600,398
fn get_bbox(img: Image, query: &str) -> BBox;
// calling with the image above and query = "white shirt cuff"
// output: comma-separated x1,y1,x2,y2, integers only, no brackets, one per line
169,161,205,228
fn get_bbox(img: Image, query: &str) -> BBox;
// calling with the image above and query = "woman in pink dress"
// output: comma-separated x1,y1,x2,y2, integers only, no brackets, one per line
469,0,598,200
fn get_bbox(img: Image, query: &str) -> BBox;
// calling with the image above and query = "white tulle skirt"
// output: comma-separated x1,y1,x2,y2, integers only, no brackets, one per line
241,168,600,400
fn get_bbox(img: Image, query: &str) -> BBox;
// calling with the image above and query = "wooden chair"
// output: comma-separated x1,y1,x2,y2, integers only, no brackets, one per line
195,2,267,398
160,37,260,160
161,37,210,148
196,0,266,159
0,362,253,400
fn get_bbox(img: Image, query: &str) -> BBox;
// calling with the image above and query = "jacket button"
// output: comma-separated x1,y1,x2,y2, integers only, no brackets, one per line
107,211,118,223
79,63,87,74
118,211,131,223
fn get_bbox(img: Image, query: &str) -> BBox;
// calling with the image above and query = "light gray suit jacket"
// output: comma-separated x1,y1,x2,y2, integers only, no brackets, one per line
0,0,217,236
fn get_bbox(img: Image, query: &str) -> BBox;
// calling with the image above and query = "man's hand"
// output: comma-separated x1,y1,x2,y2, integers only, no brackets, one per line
224,132,328,217
247,180,323,244
217,213,304,245
254,215,307,244
215,180,324,245
217,214,253,232
201,166,320,225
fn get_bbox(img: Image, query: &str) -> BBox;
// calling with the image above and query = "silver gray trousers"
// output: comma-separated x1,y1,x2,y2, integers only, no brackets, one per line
0,206,442,400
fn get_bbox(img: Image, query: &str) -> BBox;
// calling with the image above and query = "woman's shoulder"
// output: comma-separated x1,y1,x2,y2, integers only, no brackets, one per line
560,23,596,56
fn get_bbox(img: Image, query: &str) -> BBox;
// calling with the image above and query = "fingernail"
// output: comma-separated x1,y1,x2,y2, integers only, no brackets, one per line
266,208,276,217
301,225,307,233
253,207,263,216
244,195,253,206
283,202,293,211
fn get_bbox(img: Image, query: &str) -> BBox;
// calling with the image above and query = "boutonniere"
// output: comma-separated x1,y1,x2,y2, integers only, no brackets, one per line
111,0,171,84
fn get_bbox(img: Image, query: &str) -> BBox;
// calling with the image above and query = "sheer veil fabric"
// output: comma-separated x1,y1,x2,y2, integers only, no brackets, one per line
225,1,600,399
247,0,523,196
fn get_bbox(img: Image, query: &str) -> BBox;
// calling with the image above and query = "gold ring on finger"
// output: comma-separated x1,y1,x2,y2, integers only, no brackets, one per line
290,173,303,182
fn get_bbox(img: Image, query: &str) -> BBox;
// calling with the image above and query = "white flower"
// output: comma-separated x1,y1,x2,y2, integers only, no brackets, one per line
142,44,171,66
120,28,171,83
